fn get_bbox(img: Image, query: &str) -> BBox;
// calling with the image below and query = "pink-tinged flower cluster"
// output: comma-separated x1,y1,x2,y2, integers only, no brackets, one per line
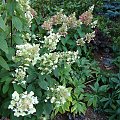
79,5,94,25
42,10,82,36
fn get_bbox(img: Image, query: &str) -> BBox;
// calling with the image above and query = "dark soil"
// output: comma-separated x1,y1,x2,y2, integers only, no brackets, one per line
0,118,10,120
91,28,117,71
53,107,108,120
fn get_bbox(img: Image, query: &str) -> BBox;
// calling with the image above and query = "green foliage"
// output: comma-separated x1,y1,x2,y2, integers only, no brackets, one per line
0,16,6,31
0,56,10,70
12,16,23,32
96,72,120,120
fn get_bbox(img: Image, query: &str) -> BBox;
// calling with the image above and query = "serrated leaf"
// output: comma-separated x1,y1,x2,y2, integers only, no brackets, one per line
0,56,9,70
0,33,8,54
12,16,22,31
0,16,6,31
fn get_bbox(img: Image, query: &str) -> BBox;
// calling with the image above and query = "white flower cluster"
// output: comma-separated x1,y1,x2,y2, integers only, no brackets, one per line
91,20,98,28
85,31,95,43
38,51,79,74
59,51,79,64
15,43,40,66
76,38,85,46
43,30,61,52
16,0,30,9
58,23,68,36
16,0,36,26
45,86,72,107
89,5,94,12
12,43,40,85
25,11,33,25
66,12,81,29
12,66,28,85
22,33,37,42
8,91,39,117
77,31,95,46
38,52,59,75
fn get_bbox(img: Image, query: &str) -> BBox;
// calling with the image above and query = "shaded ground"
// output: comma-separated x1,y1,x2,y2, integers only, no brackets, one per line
54,107,108,120
0,118,10,120
91,28,117,72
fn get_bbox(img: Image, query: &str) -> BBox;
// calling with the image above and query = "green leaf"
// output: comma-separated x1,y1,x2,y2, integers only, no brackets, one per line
27,84,35,93
93,95,98,107
6,47,15,60
77,27,85,38
35,88,42,99
36,103,44,118
100,97,109,102
12,16,22,31
74,87,83,97
99,85,108,92
13,84,23,93
61,36,70,46
87,97,93,106
44,102,53,115
0,33,8,54
71,105,77,113
111,77,119,83
13,34,23,45
0,76,12,83
83,45,87,54
93,82,99,92
6,1,15,16
38,79,48,90
53,68,59,78
10,112,22,120
0,56,9,70
2,83,9,94
0,16,6,31
117,108,120,114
